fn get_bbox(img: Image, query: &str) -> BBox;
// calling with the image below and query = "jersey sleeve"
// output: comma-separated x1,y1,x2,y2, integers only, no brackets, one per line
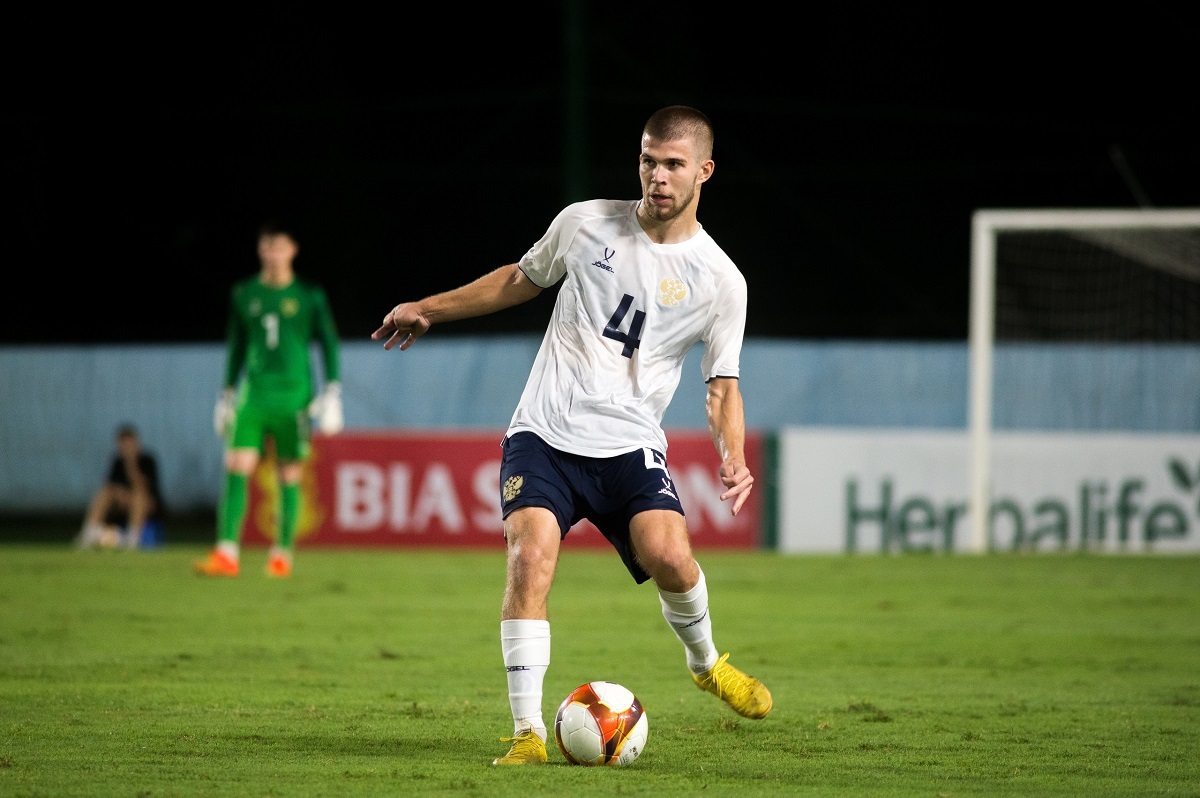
312,285,341,383
518,202,592,288
700,266,748,382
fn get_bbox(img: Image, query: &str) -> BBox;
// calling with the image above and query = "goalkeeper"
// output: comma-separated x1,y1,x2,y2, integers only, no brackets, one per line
196,218,343,578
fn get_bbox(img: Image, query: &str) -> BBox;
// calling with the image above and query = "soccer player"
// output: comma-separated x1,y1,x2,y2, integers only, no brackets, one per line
77,423,165,549
372,105,772,765
195,218,343,579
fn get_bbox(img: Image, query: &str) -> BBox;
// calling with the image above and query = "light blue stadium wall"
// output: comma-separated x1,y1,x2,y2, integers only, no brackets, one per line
1,339,1197,514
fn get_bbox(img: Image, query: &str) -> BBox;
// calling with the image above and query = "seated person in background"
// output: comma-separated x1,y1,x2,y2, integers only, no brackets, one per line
76,424,165,549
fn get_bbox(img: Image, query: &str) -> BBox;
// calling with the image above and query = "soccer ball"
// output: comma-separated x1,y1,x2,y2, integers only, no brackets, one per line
554,681,648,766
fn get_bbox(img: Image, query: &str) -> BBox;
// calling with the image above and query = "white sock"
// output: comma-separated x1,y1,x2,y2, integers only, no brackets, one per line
217,541,240,561
659,567,719,674
500,619,550,739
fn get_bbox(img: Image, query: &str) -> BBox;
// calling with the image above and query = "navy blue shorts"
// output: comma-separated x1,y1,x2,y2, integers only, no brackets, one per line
499,431,686,584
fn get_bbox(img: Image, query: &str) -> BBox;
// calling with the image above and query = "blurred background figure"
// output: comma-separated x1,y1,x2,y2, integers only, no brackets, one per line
76,424,165,549
196,217,342,579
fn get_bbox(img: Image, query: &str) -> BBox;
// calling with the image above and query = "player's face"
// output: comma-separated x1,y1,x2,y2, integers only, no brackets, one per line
257,233,298,267
638,134,712,223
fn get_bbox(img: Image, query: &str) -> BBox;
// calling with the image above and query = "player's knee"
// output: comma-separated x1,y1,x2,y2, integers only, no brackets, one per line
505,510,560,564
278,461,304,483
640,526,700,580
508,531,558,568
225,449,259,473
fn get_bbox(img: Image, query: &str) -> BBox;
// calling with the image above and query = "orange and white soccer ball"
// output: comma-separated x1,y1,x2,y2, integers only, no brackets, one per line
554,681,648,766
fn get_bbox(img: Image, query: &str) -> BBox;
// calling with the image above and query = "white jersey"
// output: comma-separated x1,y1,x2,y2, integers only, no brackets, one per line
506,198,747,457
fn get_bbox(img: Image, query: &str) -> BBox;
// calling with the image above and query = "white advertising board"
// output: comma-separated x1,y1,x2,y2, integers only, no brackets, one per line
779,428,1200,553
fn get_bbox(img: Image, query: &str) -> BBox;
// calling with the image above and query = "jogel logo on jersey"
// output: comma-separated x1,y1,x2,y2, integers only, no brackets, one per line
591,248,616,273
658,278,687,307
281,298,301,317
503,475,524,502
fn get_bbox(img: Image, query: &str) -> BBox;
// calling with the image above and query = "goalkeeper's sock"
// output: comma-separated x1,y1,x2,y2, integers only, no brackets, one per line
279,481,301,549
659,567,719,675
500,619,550,740
217,472,249,548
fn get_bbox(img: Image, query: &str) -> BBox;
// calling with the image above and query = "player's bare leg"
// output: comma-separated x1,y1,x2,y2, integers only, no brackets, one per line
630,509,700,592
632,510,772,719
493,507,559,765
501,507,560,621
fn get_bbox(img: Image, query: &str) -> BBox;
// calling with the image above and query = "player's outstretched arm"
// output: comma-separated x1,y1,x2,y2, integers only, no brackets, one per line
372,264,542,351
705,377,753,516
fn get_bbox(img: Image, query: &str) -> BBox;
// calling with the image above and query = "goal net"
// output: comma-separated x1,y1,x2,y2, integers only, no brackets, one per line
967,208,1200,552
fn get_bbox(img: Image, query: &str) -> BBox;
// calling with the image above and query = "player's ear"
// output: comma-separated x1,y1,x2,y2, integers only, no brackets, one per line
698,159,714,184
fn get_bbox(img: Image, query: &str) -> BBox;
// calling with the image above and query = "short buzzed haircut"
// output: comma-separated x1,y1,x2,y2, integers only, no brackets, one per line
643,106,714,161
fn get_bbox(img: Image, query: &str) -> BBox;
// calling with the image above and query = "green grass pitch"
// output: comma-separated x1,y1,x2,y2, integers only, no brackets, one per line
1,533,1198,797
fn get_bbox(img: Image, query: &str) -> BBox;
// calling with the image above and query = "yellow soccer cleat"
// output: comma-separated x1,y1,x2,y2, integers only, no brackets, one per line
492,729,548,765
692,652,773,719
193,550,239,577
265,553,292,578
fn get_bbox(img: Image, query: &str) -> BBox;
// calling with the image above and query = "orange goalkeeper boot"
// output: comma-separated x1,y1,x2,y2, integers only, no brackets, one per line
265,552,292,578
193,549,239,577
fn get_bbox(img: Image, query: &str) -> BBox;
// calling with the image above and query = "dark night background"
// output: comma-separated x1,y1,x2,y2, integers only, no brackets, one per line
6,4,1198,345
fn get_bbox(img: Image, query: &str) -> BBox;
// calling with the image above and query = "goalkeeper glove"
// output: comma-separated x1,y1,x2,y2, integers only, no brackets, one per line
309,382,344,435
213,388,236,438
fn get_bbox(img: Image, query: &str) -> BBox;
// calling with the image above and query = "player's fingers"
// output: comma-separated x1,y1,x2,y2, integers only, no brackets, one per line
720,470,753,504
375,306,405,332
377,310,428,350
720,478,751,500
400,319,432,347
398,328,425,351
721,466,752,489
385,331,409,350
730,482,753,516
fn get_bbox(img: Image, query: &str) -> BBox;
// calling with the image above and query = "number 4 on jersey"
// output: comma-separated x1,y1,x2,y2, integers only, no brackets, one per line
603,294,645,358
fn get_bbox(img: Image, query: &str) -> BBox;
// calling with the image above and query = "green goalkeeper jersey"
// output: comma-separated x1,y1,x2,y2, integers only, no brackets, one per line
223,276,340,408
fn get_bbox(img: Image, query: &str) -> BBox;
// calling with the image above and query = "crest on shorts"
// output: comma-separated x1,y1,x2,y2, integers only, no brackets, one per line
503,475,524,502
658,278,687,307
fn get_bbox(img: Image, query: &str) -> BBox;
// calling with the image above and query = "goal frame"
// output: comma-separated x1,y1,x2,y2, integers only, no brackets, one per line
967,208,1200,553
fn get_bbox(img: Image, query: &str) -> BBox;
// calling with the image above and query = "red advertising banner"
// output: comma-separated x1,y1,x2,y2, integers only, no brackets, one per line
241,430,762,550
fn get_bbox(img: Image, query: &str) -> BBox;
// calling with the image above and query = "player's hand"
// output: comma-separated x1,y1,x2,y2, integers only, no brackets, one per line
372,303,430,351
718,460,754,516
309,382,344,435
213,388,236,438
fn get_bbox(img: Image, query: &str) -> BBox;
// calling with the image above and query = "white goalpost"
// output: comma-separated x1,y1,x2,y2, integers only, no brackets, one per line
967,208,1200,553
